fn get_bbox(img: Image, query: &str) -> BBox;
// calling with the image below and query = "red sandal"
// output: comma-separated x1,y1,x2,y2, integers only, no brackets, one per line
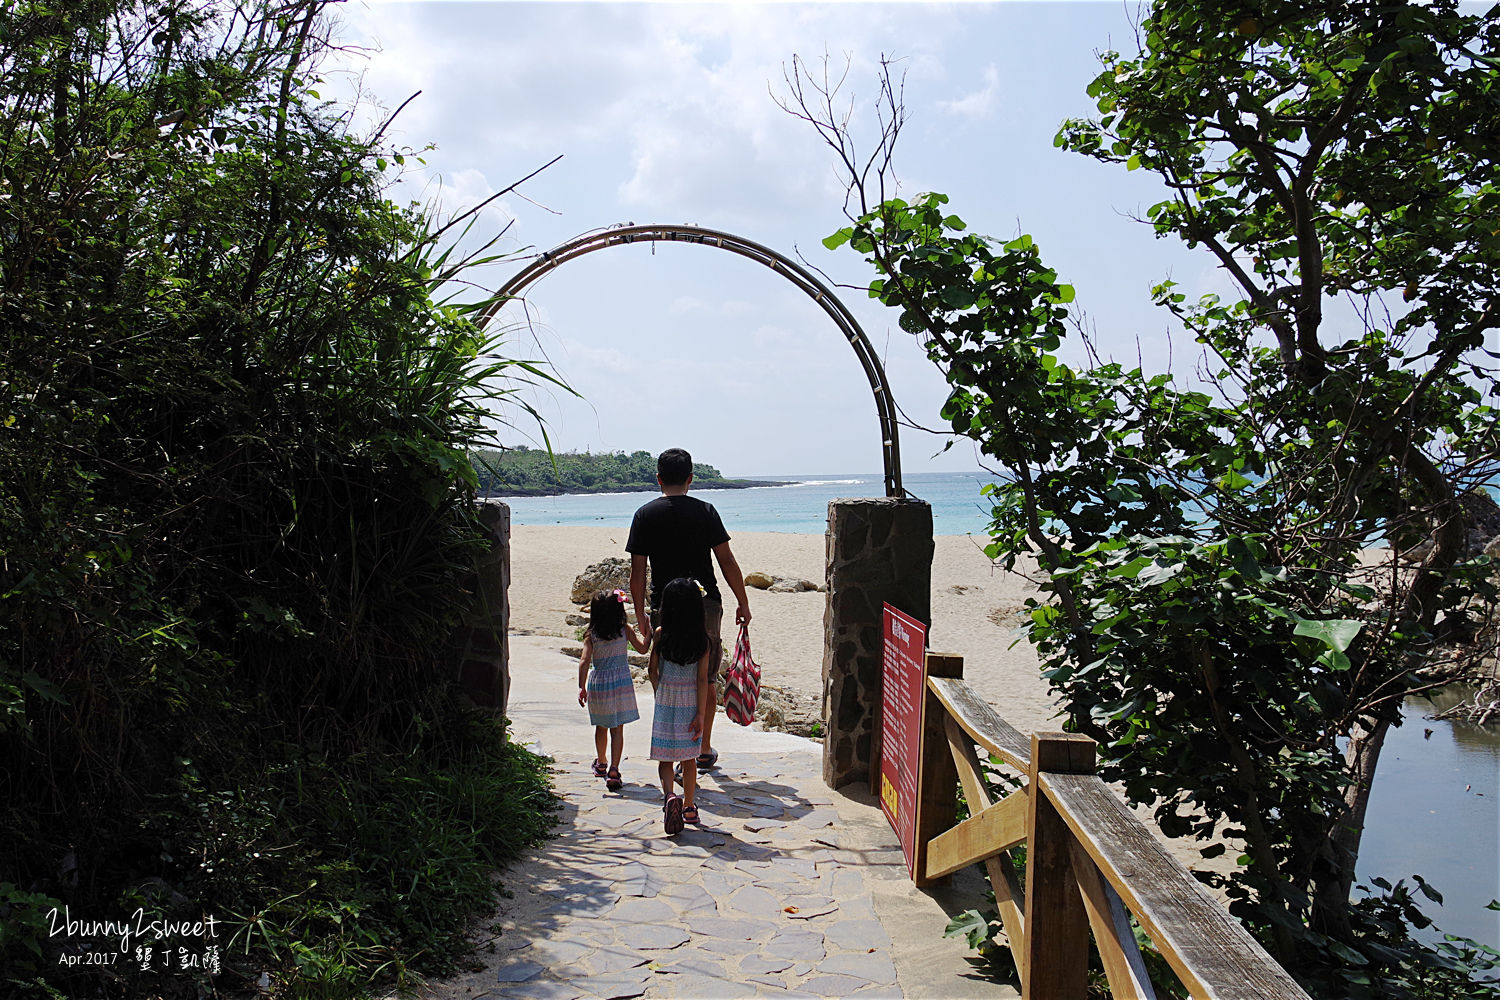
681,803,700,824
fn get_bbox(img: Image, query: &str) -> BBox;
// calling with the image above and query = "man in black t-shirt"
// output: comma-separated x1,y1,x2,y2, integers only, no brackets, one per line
627,447,752,772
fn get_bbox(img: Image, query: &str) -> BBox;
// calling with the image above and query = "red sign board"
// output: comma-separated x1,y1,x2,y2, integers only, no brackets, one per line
879,603,927,879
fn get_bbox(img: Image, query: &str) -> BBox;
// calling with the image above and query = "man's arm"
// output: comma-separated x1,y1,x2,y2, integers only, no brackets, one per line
630,553,651,645
712,540,752,625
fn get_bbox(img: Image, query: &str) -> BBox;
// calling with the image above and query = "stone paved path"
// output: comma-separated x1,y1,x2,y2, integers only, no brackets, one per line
420,636,1020,1000
482,749,904,999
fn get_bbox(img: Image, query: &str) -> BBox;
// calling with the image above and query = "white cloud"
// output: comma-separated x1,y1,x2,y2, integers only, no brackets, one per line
325,2,1203,474
417,167,517,231
937,65,1001,119
668,296,758,317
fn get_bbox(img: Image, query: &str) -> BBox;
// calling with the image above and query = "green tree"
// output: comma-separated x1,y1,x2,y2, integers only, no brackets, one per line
794,1,1499,994
472,446,735,495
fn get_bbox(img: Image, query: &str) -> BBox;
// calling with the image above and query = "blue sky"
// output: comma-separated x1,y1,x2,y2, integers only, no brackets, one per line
330,2,1222,476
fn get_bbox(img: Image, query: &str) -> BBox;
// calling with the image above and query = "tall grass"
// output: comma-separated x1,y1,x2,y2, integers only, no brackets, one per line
0,2,565,995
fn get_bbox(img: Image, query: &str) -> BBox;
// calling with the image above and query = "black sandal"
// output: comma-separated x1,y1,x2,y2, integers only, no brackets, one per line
606,767,622,791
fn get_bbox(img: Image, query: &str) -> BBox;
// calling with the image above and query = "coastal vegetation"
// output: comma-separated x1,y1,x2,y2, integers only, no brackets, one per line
474,446,787,496
0,1,558,996
798,0,1500,995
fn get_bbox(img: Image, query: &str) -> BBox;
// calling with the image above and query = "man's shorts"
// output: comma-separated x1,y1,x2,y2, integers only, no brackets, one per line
651,599,724,682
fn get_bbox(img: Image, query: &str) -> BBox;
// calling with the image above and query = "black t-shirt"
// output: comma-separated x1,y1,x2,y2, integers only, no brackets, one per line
626,494,730,609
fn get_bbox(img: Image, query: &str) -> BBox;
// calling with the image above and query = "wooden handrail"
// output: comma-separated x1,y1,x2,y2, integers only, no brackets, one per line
1043,772,1308,1000
927,675,1031,769
913,656,1312,1000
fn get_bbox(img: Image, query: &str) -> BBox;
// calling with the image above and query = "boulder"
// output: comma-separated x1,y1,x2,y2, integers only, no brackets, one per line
1394,488,1500,563
570,557,648,605
1461,488,1500,557
750,571,822,593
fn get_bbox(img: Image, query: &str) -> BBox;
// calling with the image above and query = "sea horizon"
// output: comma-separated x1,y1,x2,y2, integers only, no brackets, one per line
492,470,999,536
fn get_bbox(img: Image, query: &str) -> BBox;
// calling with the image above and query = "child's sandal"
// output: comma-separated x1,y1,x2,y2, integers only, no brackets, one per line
591,760,608,778
681,804,700,825
606,767,622,791
663,794,684,835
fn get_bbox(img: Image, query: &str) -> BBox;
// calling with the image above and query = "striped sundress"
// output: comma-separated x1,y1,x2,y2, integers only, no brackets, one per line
649,656,702,762
586,633,639,728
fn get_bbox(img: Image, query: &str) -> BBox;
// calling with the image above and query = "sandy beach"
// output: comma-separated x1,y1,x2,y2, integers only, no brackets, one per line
508,524,1064,738
508,522,1252,905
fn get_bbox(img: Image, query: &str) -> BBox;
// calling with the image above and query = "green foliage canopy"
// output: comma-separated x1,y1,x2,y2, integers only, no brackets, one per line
817,1,1499,995
472,446,753,495
0,1,560,994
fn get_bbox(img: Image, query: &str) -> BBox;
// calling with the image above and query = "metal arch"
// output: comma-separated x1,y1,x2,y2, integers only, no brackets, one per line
479,223,904,498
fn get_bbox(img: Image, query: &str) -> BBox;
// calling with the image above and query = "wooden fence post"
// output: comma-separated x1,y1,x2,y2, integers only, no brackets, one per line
1023,731,1096,1000
913,652,963,888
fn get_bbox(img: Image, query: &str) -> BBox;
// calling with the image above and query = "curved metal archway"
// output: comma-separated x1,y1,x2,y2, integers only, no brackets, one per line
480,224,903,497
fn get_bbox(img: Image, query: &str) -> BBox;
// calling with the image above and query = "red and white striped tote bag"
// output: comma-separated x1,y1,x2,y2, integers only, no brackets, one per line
723,624,761,726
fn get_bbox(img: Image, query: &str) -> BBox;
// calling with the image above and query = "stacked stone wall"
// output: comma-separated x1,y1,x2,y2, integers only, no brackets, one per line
453,501,512,723
822,497,934,789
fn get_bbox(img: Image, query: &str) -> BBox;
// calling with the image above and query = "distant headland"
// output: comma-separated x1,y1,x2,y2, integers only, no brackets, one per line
473,447,792,497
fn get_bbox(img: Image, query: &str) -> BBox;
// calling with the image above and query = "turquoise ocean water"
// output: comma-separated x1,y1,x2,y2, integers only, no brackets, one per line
494,470,998,536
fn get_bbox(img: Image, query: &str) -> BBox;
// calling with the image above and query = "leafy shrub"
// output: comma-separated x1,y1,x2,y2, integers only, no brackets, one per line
0,1,563,995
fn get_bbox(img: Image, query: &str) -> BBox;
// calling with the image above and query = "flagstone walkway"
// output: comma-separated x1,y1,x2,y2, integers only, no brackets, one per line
420,635,1020,1000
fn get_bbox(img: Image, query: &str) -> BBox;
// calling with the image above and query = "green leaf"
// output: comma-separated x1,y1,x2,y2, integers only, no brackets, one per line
1136,561,1182,586
1294,618,1363,652
21,672,64,704
822,228,853,251
1217,469,1253,490
1327,940,1370,966
943,908,993,949
940,286,977,311
1317,648,1352,672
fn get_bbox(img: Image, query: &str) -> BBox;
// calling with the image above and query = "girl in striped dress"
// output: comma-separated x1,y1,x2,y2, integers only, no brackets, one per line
578,589,648,791
648,577,713,834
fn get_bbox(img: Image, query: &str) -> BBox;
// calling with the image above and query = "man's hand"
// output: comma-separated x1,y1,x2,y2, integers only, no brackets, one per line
736,603,751,626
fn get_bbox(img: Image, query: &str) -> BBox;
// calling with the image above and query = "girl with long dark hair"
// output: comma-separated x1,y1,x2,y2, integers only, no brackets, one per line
647,577,712,833
578,589,648,790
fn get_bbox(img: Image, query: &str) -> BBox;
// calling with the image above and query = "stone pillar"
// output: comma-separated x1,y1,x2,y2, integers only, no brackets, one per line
822,497,933,790
454,501,511,726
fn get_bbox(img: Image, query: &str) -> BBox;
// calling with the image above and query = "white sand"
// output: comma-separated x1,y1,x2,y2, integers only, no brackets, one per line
508,524,1065,737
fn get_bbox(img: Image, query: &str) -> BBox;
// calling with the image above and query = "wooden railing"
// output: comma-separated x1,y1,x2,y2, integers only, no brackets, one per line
908,653,1311,1000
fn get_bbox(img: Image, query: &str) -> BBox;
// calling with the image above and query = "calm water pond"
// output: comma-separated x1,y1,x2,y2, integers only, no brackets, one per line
1357,690,1500,949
